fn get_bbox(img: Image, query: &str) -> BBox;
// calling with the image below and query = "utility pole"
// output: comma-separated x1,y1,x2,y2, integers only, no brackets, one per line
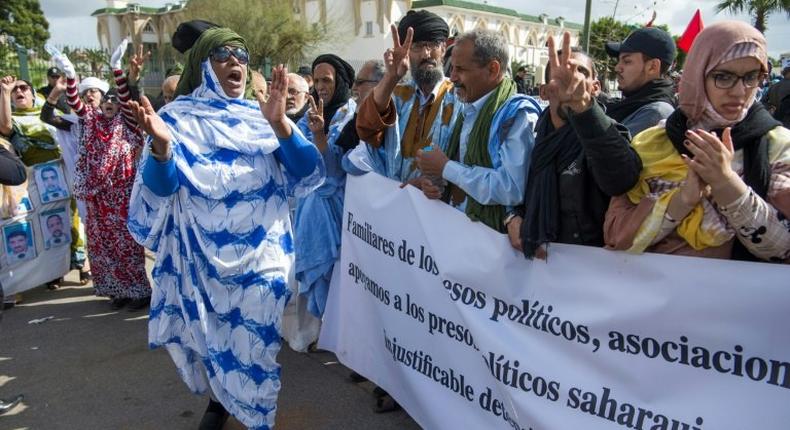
583,0,592,51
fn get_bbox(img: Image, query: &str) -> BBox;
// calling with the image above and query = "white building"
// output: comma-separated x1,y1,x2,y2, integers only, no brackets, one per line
93,0,579,85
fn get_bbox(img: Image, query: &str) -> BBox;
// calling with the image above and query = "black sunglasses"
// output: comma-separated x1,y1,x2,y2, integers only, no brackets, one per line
102,94,120,104
210,46,249,65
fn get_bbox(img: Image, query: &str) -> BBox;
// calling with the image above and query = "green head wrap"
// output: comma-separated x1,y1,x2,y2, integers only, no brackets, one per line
174,27,247,97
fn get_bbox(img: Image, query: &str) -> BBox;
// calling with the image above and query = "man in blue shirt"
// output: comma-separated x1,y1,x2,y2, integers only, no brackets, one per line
416,29,541,233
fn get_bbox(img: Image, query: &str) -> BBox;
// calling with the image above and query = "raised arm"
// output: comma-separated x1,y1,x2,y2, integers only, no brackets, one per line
109,39,138,130
0,76,15,137
51,52,87,117
41,78,73,131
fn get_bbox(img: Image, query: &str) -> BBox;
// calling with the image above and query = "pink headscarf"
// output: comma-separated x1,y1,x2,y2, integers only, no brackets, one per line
678,21,767,130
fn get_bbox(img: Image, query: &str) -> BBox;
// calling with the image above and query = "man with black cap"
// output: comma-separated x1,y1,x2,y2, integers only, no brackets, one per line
605,26,677,136
297,65,314,93
356,9,461,183
38,67,70,114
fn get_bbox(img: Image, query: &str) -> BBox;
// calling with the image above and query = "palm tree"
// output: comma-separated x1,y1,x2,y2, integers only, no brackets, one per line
715,0,790,33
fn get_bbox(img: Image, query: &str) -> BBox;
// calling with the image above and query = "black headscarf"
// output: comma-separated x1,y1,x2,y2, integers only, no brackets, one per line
398,10,449,44
605,78,675,123
664,103,781,261
311,54,354,134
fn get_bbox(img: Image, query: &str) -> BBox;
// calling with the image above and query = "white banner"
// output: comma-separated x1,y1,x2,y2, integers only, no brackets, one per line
319,173,790,430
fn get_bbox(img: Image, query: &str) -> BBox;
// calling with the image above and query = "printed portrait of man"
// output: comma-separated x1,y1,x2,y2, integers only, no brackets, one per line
4,224,35,264
43,213,69,249
37,165,68,203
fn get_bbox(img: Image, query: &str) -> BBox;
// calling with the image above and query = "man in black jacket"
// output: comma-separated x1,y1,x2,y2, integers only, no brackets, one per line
604,27,676,136
507,35,641,259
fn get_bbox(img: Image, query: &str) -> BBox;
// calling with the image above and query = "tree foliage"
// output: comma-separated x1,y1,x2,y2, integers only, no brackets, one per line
0,0,50,51
715,0,790,33
184,0,329,69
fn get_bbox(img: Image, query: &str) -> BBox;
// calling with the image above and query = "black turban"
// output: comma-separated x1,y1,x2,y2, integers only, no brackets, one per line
172,20,220,53
397,10,449,44
311,54,355,134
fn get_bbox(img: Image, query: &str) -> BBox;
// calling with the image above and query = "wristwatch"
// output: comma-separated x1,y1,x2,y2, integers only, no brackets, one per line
503,212,519,228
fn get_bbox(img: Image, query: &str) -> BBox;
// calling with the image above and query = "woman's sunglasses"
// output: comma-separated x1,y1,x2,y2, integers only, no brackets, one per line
210,46,249,65
13,84,31,93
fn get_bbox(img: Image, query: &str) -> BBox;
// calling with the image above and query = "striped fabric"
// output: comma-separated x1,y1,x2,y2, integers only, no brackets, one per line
127,59,324,430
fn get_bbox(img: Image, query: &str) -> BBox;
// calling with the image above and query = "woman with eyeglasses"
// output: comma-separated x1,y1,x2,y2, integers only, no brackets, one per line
604,21,790,262
124,22,324,430
49,39,152,309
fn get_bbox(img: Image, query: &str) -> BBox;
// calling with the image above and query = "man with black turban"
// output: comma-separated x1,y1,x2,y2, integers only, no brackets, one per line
292,54,357,320
354,10,461,184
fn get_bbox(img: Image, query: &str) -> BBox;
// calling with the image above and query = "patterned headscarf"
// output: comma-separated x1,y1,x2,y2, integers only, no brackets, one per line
678,21,767,130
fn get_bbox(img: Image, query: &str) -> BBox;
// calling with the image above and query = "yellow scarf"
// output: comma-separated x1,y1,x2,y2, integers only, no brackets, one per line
626,127,732,251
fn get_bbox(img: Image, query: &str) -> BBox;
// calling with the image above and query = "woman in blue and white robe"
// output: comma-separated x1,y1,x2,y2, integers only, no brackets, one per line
126,26,324,430
293,55,356,318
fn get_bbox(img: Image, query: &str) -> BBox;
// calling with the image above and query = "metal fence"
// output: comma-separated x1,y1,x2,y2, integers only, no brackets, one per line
0,39,182,95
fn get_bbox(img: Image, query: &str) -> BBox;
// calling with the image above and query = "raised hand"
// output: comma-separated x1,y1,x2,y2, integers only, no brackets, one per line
250,70,268,104
0,76,15,94
682,128,747,205
128,96,172,157
128,44,151,83
51,54,76,80
261,64,292,138
110,38,130,70
306,95,325,135
383,24,414,81
545,32,593,113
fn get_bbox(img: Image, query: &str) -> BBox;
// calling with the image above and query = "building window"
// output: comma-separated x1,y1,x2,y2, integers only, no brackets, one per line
365,21,373,37
143,22,155,34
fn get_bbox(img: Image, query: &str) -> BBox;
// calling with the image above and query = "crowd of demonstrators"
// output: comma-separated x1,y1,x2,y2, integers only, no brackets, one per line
47,39,152,310
3,8,788,429
604,21,790,262
126,20,323,430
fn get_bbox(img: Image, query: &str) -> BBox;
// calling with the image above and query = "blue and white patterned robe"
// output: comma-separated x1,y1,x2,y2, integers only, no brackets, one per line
293,99,355,317
127,60,324,430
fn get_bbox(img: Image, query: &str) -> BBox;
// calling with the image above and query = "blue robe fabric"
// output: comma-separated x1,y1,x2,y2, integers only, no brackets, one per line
293,99,355,317
127,60,324,430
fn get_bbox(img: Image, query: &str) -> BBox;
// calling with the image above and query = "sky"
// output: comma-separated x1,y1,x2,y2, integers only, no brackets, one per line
39,0,790,58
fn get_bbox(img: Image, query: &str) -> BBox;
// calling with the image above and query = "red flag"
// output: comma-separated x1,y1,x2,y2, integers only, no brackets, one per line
677,9,704,53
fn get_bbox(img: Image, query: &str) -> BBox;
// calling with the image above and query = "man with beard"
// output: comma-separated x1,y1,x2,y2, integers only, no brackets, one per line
415,29,542,233
356,9,461,183
285,72,310,122
605,27,677,136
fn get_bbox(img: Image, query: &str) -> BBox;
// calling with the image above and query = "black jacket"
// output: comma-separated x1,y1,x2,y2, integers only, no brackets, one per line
0,143,27,185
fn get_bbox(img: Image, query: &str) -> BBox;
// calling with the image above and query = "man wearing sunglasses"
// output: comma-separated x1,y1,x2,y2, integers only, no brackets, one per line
356,10,461,183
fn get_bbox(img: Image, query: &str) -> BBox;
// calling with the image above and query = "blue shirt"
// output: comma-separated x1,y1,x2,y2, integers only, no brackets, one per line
442,89,538,210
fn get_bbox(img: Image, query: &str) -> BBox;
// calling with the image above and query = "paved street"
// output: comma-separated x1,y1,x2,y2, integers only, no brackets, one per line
0,257,421,430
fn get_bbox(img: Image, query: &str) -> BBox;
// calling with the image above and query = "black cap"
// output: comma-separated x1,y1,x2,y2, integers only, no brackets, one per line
605,27,676,66
46,67,62,77
296,66,312,76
